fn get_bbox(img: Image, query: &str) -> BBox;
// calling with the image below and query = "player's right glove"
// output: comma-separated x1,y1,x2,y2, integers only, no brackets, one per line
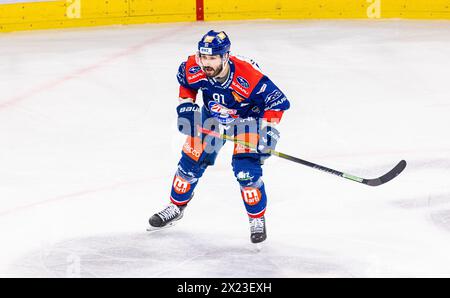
176,102,201,136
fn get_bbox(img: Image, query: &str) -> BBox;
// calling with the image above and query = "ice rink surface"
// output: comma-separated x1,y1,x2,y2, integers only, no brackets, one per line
1,19,450,277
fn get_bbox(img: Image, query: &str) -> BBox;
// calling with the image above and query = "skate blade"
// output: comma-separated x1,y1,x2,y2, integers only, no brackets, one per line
146,220,179,233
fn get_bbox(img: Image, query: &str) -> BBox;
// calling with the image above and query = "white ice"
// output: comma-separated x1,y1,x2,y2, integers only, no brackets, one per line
1,19,450,277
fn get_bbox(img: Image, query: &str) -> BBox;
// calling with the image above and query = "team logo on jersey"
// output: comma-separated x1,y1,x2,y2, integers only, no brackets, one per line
241,187,262,206
187,71,205,82
173,175,191,194
265,89,283,103
251,106,260,114
208,101,238,124
188,66,202,74
236,76,250,89
232,91,245,103
256,83,267,95
266,97,287,111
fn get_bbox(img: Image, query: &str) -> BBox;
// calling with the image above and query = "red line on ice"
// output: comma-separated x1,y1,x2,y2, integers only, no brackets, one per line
0,25,190,111
0,178,151,217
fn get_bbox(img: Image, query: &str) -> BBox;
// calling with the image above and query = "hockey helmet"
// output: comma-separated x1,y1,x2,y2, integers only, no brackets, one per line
198,30,231,56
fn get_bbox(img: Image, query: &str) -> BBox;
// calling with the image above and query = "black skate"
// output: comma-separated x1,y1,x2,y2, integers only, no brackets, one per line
148,203,186,230
249,216,267,244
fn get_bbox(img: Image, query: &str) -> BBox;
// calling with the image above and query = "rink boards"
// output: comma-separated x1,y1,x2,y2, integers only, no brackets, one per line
1,0,450,32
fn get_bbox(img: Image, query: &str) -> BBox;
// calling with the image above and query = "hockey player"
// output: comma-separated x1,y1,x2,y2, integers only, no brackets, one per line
148,30,290,244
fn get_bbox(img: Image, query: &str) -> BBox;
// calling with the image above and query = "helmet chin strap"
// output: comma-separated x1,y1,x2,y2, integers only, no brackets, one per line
195,51,203,67
216,53,230,79
221,52,230,67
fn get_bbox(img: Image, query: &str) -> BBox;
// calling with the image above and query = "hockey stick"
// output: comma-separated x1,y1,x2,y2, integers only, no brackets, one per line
198,126,406,187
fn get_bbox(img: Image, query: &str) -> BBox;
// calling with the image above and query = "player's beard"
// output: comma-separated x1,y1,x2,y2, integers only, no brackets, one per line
203,64,223,78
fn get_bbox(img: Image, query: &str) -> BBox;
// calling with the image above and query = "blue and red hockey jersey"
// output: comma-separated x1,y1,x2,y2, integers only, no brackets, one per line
177,55,290,125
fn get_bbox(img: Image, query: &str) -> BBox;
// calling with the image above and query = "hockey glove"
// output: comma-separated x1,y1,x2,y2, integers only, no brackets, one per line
177,102,201,136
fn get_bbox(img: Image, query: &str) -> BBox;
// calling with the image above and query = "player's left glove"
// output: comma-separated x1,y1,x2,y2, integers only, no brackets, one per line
257,124,280,161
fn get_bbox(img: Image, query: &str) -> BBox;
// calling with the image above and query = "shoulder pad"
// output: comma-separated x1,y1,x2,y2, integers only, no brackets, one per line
185,55,206,84
230,55,264,97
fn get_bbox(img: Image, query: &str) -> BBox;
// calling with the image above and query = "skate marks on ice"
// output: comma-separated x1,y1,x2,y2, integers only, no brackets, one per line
8,231,356,277
388,157,450,232
391,192,450,210
429,209,450,233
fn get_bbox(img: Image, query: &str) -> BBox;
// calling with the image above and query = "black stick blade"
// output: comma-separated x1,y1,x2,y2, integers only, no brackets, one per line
365,160,407,187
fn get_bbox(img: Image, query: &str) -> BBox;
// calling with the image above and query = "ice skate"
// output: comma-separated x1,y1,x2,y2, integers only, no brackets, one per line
249,216,267,244
147,203,186,232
